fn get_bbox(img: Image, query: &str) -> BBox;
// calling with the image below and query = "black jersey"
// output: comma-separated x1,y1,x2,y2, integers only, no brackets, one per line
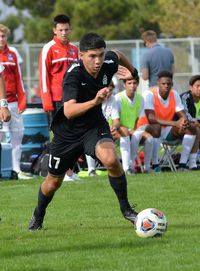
51,51,118,141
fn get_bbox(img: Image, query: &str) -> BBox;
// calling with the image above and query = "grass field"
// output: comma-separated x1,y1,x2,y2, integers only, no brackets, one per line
0,171,200,271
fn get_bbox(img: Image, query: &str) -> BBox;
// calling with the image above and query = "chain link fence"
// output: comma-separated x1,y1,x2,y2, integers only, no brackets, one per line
12,37,200,103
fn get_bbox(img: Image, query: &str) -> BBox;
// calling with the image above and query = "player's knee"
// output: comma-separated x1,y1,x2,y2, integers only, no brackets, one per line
151,124,161,138
44,175,63,192
104,156,119,170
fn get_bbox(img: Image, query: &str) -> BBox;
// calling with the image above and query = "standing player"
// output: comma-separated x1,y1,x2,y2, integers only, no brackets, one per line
29,32,139,230
39,14,79,181
0,24,27,179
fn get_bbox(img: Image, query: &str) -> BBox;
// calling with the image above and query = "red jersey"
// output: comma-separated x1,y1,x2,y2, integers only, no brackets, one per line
0,45,26,111
39,36,79,112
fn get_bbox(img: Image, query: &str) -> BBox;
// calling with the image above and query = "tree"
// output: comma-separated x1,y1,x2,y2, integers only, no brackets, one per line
157,0,200,37
2,0,160,43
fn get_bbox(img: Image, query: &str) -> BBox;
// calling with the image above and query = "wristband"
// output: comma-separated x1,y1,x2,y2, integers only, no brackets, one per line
0,99,8,108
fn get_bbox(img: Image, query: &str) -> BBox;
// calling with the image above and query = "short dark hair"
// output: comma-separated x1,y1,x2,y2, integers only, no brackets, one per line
53,14,70,26
123,75,139,84
79,32,106,52
189,75,200,86
157,71,173,80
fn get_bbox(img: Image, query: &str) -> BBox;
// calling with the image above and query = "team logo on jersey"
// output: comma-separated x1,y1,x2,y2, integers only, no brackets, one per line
7,54,13,60
103,74,108,85
54,49,60,53
70,49,75,55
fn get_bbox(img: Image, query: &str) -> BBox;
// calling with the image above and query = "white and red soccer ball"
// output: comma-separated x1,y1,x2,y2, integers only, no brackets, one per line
135,208,167,238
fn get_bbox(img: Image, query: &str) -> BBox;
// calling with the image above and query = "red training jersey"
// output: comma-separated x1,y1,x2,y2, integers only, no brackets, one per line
39,36,79,112
0,45,26,111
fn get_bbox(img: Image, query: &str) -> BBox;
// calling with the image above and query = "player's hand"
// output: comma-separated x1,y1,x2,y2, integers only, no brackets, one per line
118,126,130,136
176,118,189,132
0,107,11,122
94,87,110,105
117,66,132,80
191,119,200,128
117,66,138,81
18,109,25,114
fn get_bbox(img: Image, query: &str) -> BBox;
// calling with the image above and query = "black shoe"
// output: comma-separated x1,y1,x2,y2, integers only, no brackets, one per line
89,169,97,177
122,206,138,224
28,209,44,231
10,170,18,180
189,165,200,170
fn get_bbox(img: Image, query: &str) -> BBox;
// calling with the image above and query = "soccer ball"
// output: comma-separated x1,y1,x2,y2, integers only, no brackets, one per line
135,208,167,238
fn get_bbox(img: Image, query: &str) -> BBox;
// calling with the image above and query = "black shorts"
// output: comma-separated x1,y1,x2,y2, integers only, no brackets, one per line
48,122,113,176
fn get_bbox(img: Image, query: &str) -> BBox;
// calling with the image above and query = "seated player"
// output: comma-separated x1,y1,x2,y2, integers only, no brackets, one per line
115,74,154,174
180,74,200,167
137,71,199,170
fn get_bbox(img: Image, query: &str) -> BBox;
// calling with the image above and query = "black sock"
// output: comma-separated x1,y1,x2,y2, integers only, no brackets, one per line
35,187,54,218
108,173,130,213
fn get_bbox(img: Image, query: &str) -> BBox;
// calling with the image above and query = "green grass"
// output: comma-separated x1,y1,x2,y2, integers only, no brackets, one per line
0,172,200,271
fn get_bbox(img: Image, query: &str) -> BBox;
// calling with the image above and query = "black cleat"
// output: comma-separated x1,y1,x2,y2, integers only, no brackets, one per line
28,209,44,231
10,170,18,180
122,206,138,225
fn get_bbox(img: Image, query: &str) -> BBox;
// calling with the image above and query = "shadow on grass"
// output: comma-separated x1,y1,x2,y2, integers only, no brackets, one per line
1,236,167,258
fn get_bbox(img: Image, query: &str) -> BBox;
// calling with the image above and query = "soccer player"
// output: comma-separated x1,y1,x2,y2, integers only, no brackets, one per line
115,75,153,174
137,71,199,170
39,14,80,181
0,24,27,179
28,32,139,230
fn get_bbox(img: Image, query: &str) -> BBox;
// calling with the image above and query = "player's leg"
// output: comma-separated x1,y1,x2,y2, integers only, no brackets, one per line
188,124,200,169
119,136,132,173
95,140,138,223
145,124,161,171
28,140,82,230
85,154,96,176
141,131,153,172
29,174,64,230
170,126,197,171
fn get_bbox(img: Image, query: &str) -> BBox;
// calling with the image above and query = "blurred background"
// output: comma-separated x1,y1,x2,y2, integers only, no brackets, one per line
1,0,200,102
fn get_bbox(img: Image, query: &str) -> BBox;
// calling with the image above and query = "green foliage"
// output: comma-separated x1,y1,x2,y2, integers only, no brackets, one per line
1,14,22,43
24,18,53,43
13,0,56,17
157,0,200,37
3,0,200,43
1,172,200,270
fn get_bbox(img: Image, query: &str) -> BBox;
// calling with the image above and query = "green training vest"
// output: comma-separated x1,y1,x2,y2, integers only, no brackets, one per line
195,101,200,118
116,91,141,129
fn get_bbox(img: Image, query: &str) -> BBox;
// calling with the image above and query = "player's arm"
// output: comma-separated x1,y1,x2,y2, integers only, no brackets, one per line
39,49,54,112
146,109,188,130
112,50,138,80
0,73,11,122
64,87,110,119
141,68,149,80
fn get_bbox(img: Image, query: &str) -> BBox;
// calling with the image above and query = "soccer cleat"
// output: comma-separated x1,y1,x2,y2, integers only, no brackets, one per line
63,172,81,182
89,169,97,177
125,169,135,176
28,209,44,231
177,164,189,172
122,206,138,225
10,170,18,180
18,171,34,180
